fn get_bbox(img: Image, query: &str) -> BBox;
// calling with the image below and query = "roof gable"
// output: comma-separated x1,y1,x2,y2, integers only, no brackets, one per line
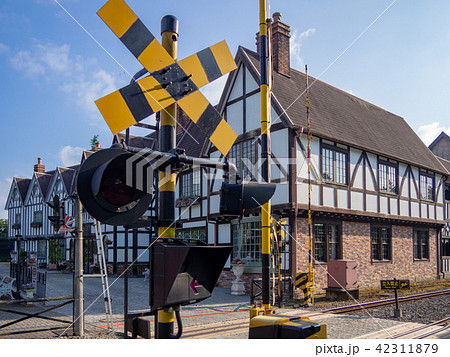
46,169,67,202
429,131,450,150
4,178,26,209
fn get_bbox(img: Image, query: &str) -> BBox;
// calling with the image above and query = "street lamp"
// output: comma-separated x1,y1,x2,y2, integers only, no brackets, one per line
14,234,22,298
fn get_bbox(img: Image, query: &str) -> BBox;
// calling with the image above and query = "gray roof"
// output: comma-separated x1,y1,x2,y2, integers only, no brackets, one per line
240,47,446,174
15,178,31,202
437,156,450,174
429,131,450,150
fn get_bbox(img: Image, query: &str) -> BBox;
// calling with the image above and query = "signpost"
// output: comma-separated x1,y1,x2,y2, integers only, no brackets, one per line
380,278,410,318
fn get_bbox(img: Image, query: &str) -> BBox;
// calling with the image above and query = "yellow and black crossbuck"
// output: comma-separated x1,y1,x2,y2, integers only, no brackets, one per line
96,0,238,156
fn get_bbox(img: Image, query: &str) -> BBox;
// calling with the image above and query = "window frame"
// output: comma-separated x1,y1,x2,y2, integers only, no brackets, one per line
179,168,201,198
378,160,398,194
231,217,262,267
227,139,258,183
312,220,342,264
370,225,392,262
320,143,349,186
444,182,450,201
176,228,207,244
419,171,435,201
413,228,429,261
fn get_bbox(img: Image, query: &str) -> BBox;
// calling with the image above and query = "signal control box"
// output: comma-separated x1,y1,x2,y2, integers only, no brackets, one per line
249,315,326,339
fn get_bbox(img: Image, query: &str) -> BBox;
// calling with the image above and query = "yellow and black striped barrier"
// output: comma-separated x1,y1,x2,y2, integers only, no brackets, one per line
296,272,314,306
95,0,237,156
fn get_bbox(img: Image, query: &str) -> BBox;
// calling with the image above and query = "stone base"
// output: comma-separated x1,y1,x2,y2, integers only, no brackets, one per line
325,288,359,300
231,281,246,295
393,308,402,318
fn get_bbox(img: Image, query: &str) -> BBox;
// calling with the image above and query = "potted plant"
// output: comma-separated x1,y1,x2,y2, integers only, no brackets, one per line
90,262,100,274
57,261,68,271
230,258,246,296
27,257,37,266
22,282,35,299
19,250,28,264
10,250,17,262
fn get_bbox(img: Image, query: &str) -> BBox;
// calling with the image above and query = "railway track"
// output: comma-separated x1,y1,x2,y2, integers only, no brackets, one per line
320,289,450,314
181,289,450,339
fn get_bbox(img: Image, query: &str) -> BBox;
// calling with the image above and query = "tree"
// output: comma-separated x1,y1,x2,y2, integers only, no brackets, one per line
0,219,7,238
90,135,99,150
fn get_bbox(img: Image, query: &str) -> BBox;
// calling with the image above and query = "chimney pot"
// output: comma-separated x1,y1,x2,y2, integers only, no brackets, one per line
92,142,102,152
34,158,45,173
273,12,282,22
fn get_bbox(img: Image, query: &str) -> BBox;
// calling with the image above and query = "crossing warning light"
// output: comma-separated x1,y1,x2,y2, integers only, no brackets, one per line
149,240,232,312
219,182,276,216
47,195,65,232
77,147,152,226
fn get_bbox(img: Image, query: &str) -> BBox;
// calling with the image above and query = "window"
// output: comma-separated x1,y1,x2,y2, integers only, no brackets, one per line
379,162,397,193
232,219,261,266
371,226,391,261
176,228,207,243
33,211,43,223
321,146,347,184
444,183,450,201
15,213,21,225
413,229,429,260
420,173,434,201
180,169,201,198
313,222,341,263
228,139,257,182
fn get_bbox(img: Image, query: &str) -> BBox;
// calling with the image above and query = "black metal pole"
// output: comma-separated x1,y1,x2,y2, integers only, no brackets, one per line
124,226,129,338
156,14,179,339
15,236,21,298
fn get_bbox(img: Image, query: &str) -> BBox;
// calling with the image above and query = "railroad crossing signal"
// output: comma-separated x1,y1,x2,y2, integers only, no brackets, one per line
47,195,65,232
95,0,238,156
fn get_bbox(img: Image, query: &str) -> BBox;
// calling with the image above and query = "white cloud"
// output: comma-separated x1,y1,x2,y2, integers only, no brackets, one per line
417,122,450,146
0,178,13,219
59,145,84,167
61,69,117,115
0,43,9,54
290,28,316,68
10,42,73,78
9,41,117,116
10,50,46,77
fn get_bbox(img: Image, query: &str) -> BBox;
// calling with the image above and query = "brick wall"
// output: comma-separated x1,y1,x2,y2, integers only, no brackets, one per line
295,219,438,293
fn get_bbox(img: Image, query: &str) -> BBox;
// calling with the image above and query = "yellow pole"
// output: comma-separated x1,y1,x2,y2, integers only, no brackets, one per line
157,14,178,338
259,0,272,312
306,65,314,305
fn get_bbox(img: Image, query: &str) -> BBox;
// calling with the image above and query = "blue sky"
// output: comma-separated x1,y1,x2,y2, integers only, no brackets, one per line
1,0,450,219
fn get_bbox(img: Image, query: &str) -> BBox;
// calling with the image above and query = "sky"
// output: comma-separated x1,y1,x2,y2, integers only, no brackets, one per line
1,0,450,219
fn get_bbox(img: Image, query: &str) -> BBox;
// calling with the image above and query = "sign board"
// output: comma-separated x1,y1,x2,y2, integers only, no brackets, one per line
380,279,410,290
59,215,75,233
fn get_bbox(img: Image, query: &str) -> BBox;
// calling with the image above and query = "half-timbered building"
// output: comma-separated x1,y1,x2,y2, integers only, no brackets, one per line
430,134,450,278
174,13,449,293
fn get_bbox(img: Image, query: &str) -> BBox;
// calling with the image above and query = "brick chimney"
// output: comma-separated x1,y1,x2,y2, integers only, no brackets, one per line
256,12,291,77
34,158,45,173
92,142,102,152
